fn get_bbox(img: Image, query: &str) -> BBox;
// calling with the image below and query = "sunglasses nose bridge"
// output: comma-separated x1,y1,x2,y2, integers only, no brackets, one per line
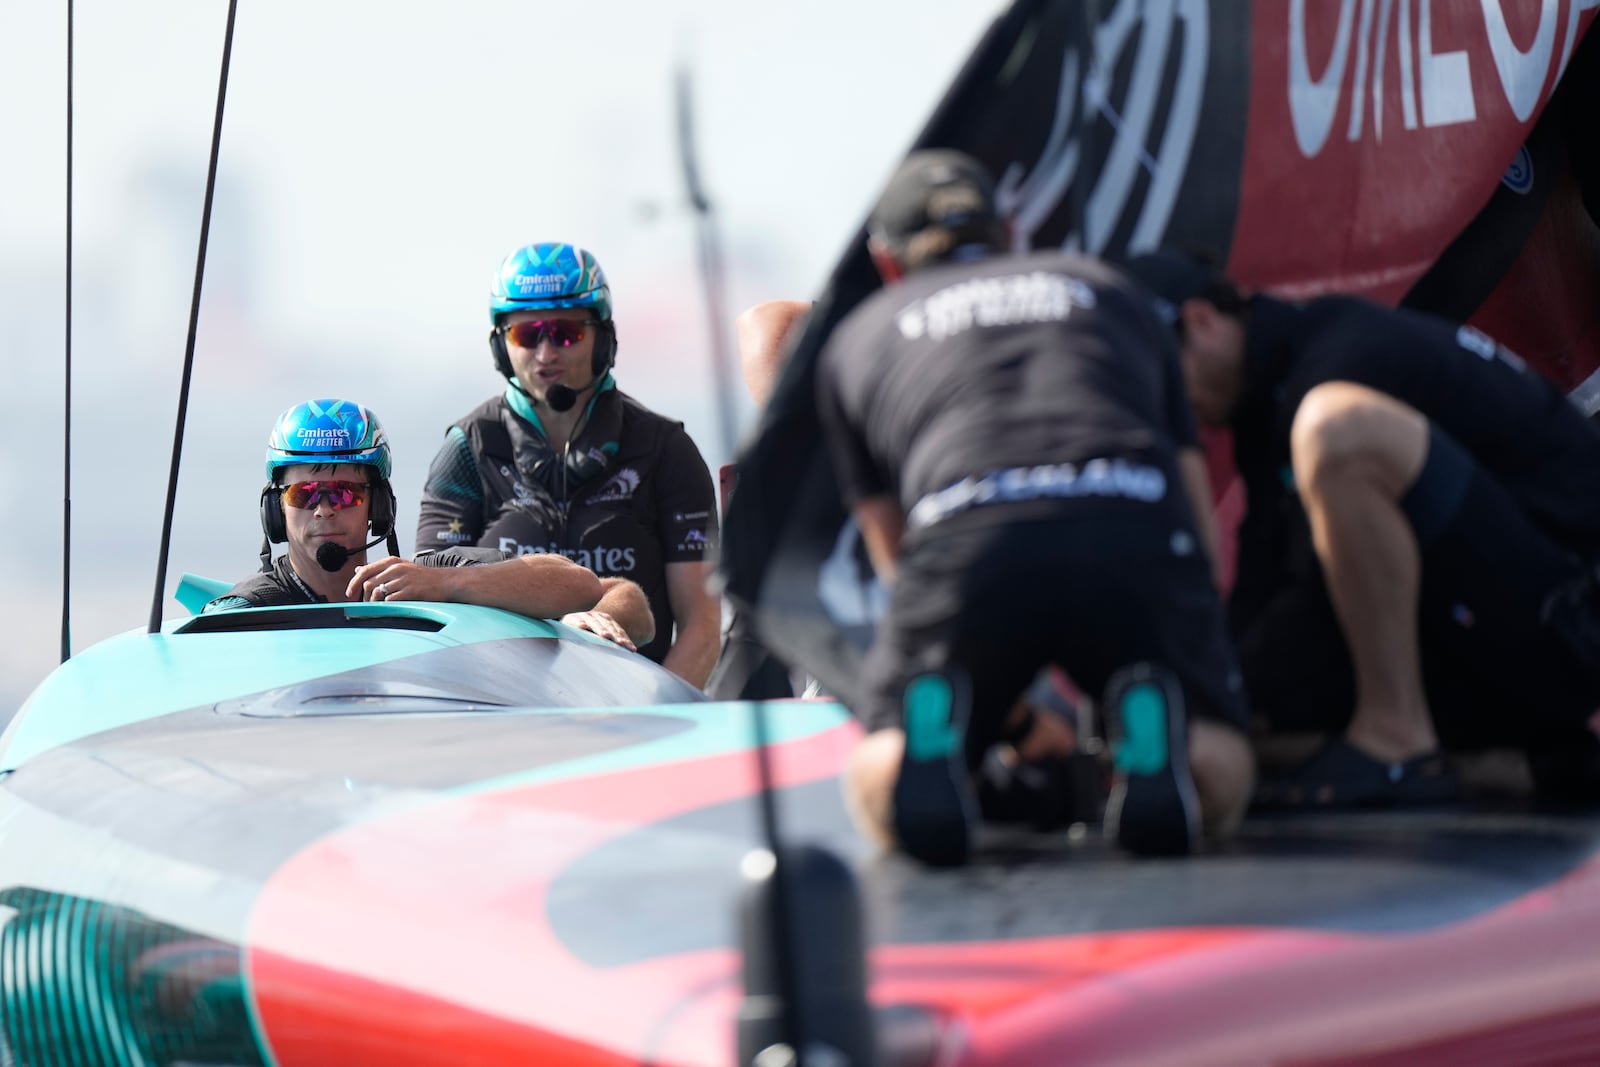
284,482,361,512
535,335,573,362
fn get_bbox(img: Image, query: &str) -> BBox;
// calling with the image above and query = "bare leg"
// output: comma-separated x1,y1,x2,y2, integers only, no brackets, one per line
1189,720,1255,839
843,729,903,850
1291,382,1435,762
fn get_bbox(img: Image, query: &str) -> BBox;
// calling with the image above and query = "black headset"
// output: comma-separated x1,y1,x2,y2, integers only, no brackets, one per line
490,319,618,383
259,473,397,544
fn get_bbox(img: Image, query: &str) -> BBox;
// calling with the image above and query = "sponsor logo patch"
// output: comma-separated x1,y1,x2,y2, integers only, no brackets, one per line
435,518,471,545
896,272,1096,342
586,467,641,504
513,273,568,295
1501,146,1533,194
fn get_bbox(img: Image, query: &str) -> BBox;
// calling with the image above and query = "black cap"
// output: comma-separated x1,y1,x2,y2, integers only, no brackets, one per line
869,149,1000,248
1118,249,1227,325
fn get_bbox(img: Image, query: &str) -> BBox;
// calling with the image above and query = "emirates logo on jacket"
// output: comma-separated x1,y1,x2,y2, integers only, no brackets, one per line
496,538,639,573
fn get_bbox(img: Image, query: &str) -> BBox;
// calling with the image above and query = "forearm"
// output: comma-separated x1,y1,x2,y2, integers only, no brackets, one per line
662,615,721,689
595,577,655,646
853,495,904,585
448,555,601,617
661,561,721,688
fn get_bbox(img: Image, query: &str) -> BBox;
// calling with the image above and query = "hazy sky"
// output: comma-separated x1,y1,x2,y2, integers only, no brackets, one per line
0,1,1007,714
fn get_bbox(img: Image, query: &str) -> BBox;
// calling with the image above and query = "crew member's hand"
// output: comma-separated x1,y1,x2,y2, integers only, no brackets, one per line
1007,694,1078,762
348,557,447,603
560,610,636,651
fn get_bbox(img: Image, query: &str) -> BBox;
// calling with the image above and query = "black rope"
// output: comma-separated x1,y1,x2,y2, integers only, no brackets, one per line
60,0,73,663
148,0,239,634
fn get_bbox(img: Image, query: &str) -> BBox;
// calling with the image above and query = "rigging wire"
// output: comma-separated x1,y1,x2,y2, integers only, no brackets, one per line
148,0,240,634
60,0,73,663
675,65,741,465
674,62,804,1062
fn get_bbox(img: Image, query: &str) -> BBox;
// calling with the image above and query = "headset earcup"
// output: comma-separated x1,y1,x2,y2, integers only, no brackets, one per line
260,486,287,543
592,323,617,378
369,481,396,538
491,328,513,379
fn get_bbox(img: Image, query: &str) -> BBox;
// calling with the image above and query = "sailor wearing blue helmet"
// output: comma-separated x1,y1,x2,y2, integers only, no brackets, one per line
206,398,653,650
417,243,721,687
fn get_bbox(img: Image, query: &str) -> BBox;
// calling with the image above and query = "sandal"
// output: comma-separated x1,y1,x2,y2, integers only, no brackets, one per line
1251,738,1460,811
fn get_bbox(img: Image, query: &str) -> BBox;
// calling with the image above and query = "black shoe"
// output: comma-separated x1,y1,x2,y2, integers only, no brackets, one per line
1250,739,1458,811
1102,664,1200,856
892,671,978,867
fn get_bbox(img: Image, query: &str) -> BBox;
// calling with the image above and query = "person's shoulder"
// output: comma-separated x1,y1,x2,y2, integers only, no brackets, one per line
613,389,713,461
1289,291,1426,332
826,284,911,355
1008,251,1153,313
1293,294,1429,356
613,389,687,432
893,250,1113,304
204,568,288,611
441,394,519,468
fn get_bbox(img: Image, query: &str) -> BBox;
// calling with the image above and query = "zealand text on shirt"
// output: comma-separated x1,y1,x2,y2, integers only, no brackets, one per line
907,458,1167,530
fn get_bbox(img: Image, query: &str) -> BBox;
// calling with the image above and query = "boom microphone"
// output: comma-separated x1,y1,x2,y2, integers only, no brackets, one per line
544,384,579,412
544,376,609,413
316,535,387,572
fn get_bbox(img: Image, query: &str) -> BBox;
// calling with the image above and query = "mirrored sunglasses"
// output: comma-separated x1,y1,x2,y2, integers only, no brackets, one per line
501,318,599,349
281,480,369,510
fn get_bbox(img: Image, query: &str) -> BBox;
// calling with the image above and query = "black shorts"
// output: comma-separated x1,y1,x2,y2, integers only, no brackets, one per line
1239,468,1600,748
858,503,1249,771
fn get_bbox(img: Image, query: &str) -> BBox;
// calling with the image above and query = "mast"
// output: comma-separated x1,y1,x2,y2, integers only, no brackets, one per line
60,0,74,662
671,61,879,1067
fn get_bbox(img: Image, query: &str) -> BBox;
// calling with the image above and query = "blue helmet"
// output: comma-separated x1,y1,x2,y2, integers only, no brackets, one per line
265,398,392,482
489,242,612,324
